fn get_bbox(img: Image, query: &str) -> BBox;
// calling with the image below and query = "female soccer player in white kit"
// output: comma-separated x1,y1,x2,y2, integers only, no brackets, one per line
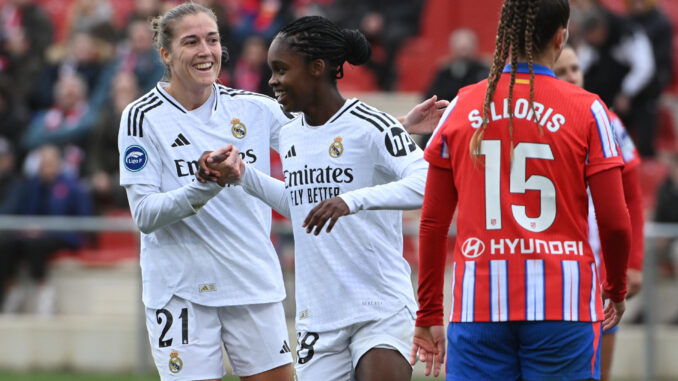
118,3,295,380
120,4,445,380
201,16,429,381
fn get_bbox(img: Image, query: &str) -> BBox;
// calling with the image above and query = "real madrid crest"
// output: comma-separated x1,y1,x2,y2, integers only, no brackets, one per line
329,136,343,158
231,118,246,139
169,350,183,374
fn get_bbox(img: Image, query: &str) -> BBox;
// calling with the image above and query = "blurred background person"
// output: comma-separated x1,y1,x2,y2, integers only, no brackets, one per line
21,73,96,176
84,71,138,214
90,17,164,107
0,0,53,110
423,28,488,102
0,144,92,315
232,35,273,97
625,0,674,157
65,0,117,45
0,137,21,215
0,137,22,309
574,0,655,154
32,30,109,110
0,75,29,150
324,0,424,91
655,150,678,282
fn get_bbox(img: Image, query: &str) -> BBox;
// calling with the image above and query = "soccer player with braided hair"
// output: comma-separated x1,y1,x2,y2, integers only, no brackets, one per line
411,0,632,379
200,15,439,381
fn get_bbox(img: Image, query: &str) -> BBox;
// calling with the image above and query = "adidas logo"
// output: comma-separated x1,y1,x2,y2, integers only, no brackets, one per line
171,133,191,147
279,340,291,354
284,145,297,159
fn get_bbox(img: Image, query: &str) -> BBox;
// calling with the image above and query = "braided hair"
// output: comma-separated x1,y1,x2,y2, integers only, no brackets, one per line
470,0,569,161
276,16,371,83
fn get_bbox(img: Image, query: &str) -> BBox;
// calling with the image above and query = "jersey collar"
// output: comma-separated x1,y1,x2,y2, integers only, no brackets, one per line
502,63,556,78
155,82,220,116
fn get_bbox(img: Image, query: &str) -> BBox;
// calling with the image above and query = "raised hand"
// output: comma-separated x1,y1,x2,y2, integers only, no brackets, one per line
302,197,350,235
400,95,450,135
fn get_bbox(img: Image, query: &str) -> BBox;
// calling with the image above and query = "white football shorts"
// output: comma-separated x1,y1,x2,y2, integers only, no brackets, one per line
145,295,292,380
294,306,415,381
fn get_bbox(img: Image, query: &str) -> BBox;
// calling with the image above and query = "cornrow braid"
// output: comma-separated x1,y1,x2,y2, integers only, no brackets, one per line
470,1,513,160
525,0,540,133
469,0,566,162
506,0,525,162
276,16,371,82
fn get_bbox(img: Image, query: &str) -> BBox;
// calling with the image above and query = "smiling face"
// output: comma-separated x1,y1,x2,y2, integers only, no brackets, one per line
267,36,316,113
553,46,583,88
162,12,221,94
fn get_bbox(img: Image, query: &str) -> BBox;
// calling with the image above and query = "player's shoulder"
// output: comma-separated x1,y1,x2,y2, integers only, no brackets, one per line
123,85,175,116
217,84,277,106
216,84,294,118
549,77,600,105
342,99,402,134
121,85,171,138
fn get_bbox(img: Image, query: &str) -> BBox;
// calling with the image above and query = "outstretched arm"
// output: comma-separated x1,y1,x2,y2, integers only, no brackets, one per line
398,95,449,135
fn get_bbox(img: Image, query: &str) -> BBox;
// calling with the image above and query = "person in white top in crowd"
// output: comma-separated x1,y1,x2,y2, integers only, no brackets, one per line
199,15,440,381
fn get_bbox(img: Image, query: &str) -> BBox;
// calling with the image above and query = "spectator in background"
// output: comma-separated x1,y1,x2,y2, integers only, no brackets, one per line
125,0,161,25
575,1,655,150
91,17,164,106
0,144,92,315
0,75,29,149
230,0,294,59
419,29,487,146
0,137,22,309
0,0,53,109
655,150,678,281
85,71,138,213
21,73,96,176
0,137,21,215
66,0,117,45
424,29,488,103
232,35,273,97
626,0,673,157
325,0,424,91
0,0,53,64
32,31,109,110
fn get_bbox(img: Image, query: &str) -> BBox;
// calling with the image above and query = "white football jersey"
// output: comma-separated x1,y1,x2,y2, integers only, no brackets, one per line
279,99,425,331
119,82,292,309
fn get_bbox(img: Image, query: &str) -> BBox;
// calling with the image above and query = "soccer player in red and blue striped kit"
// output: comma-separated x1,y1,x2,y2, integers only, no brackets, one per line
410,0,632,380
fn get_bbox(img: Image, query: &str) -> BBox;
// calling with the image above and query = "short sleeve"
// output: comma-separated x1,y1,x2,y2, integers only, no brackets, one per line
585,98,624,178
370,114,425,178
609,112,641,171
118,102,163,187
423,97,456,169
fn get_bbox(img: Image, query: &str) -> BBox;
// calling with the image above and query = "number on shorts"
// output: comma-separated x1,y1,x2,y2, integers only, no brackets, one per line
156,308,189,348
296,332,319,364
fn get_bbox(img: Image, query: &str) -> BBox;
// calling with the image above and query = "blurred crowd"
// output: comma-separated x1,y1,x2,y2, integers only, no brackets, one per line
0,0,677,316
0,0,425,314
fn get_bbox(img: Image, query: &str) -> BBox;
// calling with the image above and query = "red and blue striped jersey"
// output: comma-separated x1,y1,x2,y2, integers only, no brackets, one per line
424,63,624,322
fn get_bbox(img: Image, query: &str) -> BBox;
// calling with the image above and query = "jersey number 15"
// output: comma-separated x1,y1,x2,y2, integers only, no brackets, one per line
480,140,556,233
